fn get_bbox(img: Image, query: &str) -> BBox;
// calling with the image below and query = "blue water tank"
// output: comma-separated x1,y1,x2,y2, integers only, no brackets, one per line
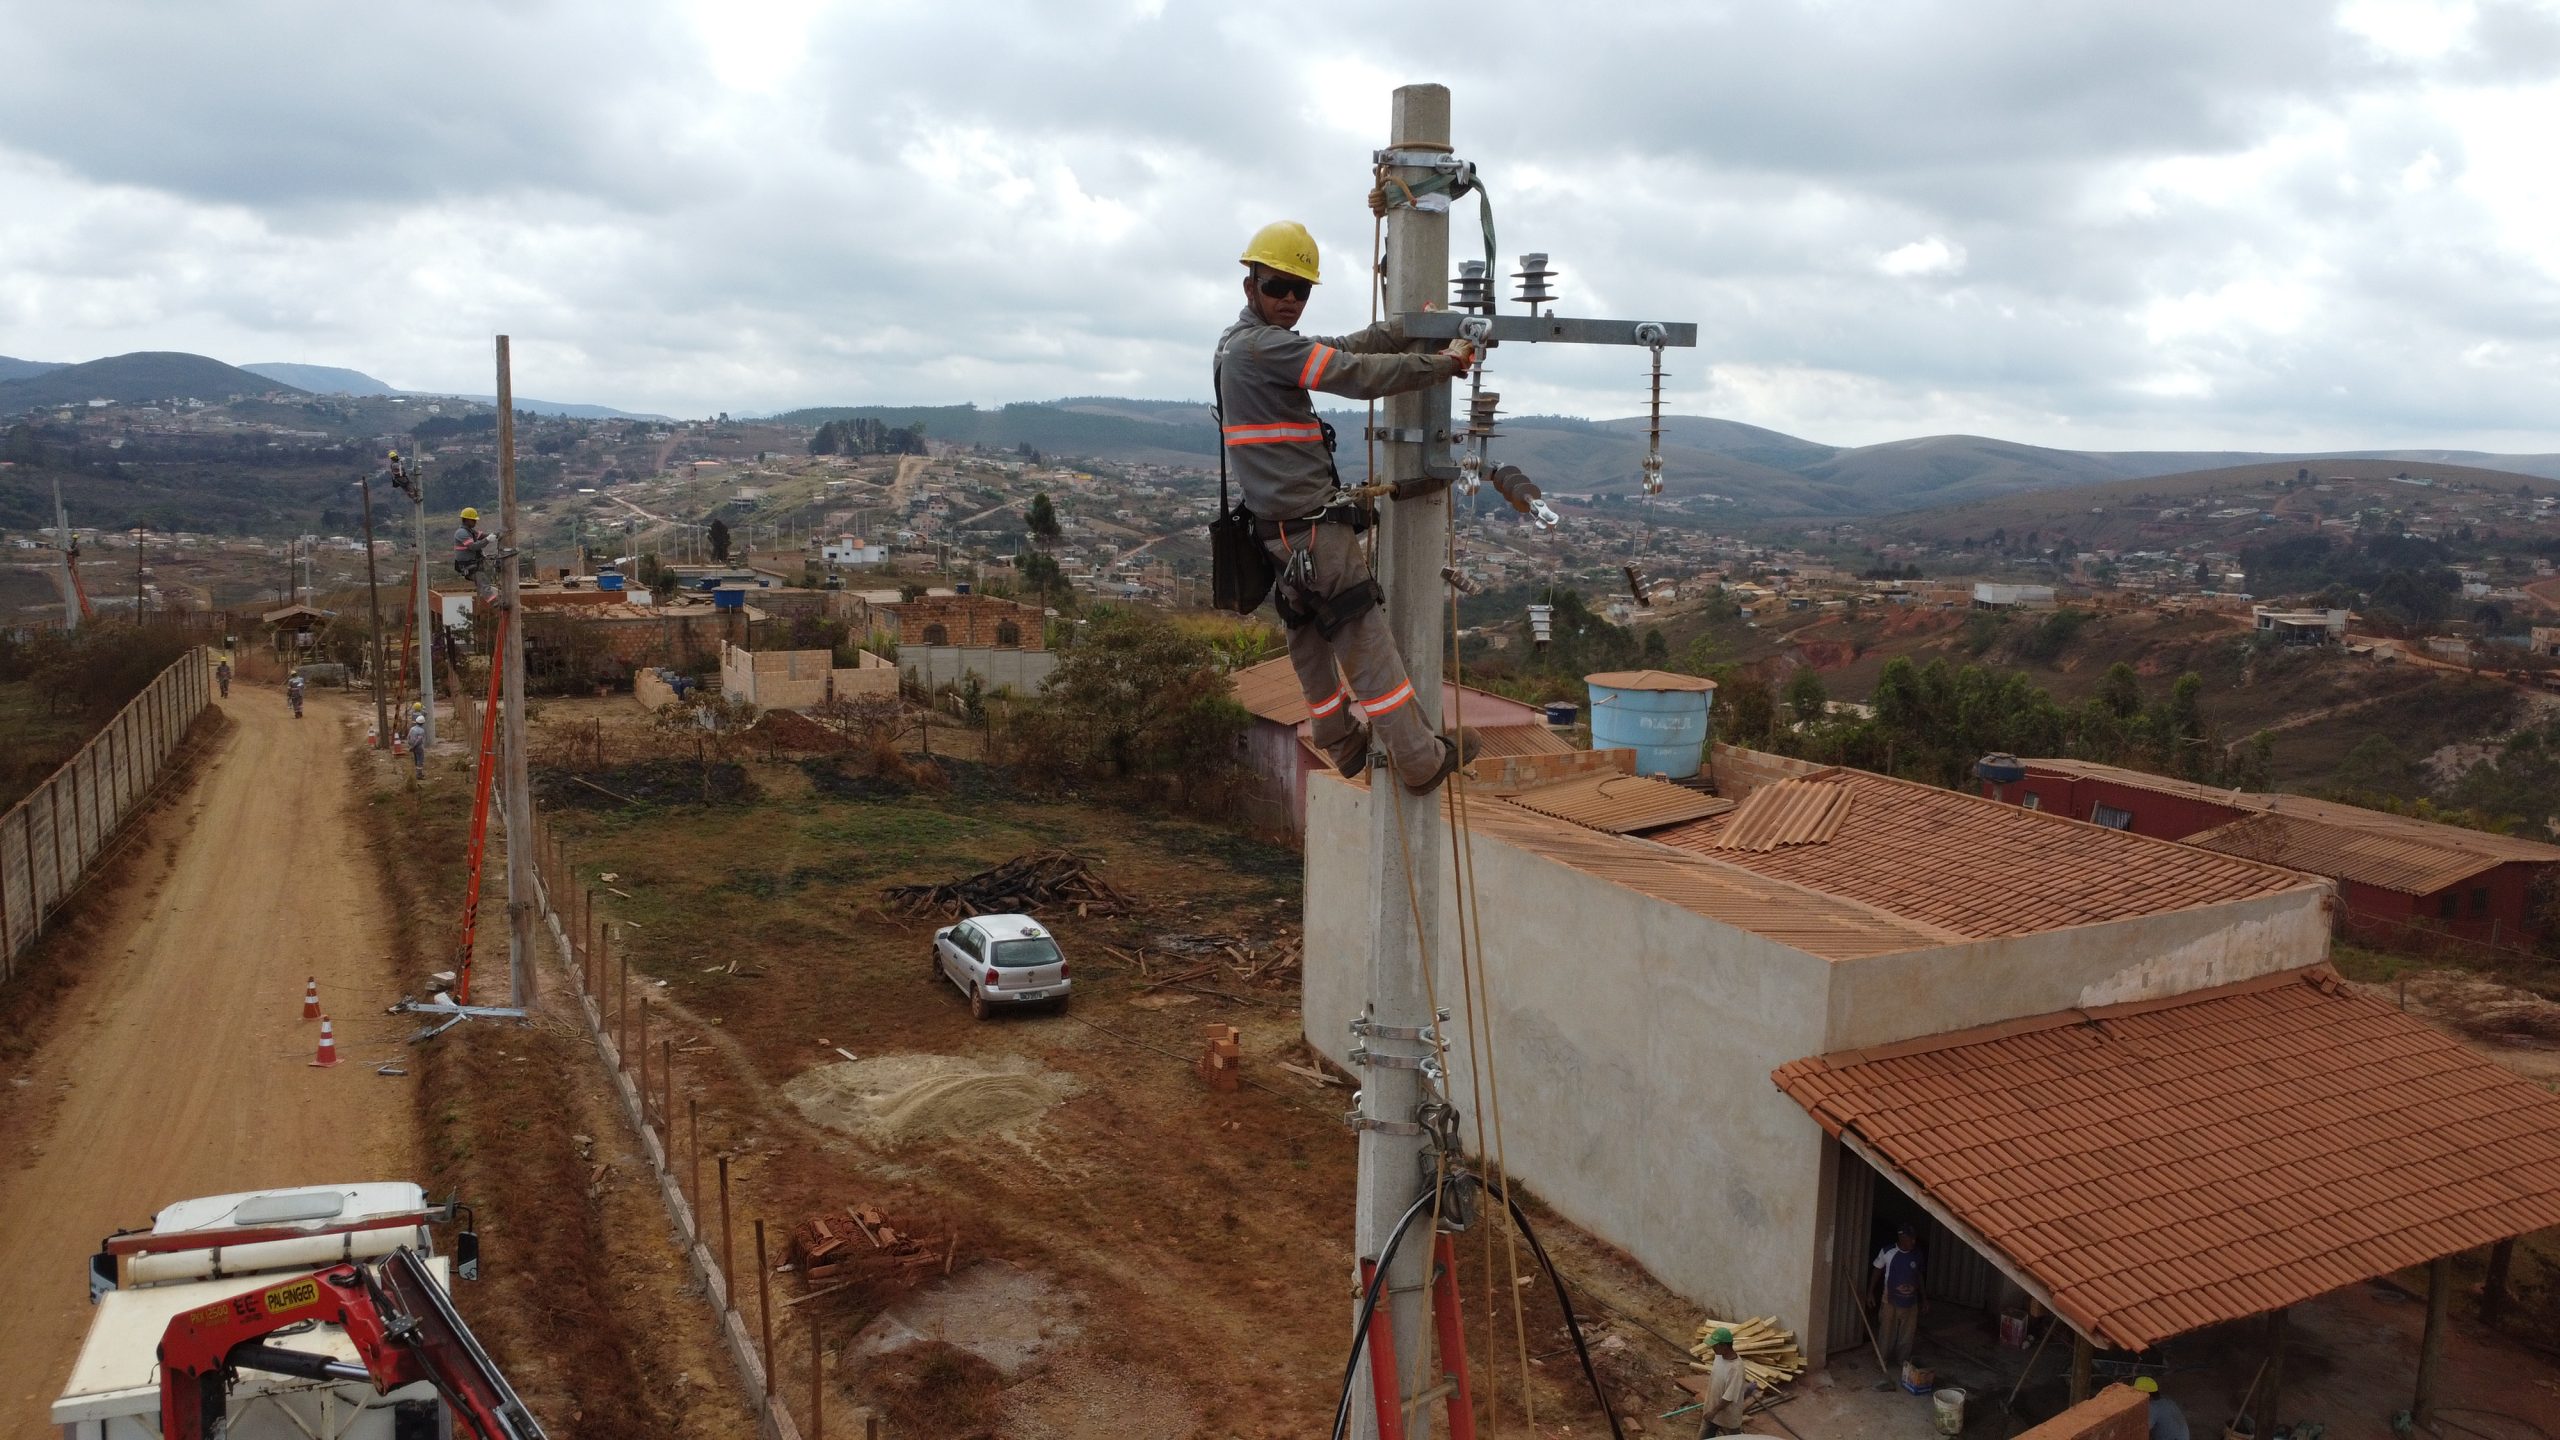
597,571,626,592
1543,701,1580,728
1974,753,2027,785
955,581,972,596
713,586,747,611
1585,670,1716,778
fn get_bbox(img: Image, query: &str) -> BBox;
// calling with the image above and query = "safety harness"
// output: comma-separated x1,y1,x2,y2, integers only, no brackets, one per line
1214,354,1384,637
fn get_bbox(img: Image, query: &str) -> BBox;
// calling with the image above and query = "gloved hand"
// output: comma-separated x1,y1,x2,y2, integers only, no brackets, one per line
1440,338,1479,377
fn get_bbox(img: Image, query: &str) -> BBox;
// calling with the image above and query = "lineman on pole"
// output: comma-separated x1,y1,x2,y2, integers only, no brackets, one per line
1217,220,1476,794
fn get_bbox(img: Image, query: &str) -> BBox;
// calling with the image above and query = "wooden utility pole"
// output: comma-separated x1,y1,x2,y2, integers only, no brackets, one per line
497,337,538,1006
414,451,436,749
1348,83,1452,1440
2414,1253,2451,1426
360,472,390,745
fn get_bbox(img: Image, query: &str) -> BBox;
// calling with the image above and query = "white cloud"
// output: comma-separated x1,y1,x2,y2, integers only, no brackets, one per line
2,0,2560,452
1877,237,1965,278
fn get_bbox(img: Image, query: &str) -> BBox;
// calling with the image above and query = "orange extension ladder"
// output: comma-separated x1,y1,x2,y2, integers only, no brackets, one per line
449,606,511,1004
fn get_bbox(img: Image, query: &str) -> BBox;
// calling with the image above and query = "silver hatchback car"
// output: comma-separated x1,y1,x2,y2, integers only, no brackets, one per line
931,913,1072,1019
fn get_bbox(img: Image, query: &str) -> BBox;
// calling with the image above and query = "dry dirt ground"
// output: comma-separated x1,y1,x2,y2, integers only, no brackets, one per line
0,684,420,1433
508,695,1678,1439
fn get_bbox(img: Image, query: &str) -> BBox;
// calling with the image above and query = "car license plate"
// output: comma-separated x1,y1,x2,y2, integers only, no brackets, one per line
1017,988,1052,1001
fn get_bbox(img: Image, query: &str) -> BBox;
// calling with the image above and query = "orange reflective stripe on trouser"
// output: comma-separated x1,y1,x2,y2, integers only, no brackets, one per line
1297,343,1337,388
1308,685,1352,718
1359,680,1416,718
1222,422,1325,446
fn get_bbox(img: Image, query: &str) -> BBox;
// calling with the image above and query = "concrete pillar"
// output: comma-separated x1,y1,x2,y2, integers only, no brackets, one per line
2414,1254,2451,1427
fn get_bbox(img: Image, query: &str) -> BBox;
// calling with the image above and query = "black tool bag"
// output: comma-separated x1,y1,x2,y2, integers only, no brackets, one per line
1208,359,1276,614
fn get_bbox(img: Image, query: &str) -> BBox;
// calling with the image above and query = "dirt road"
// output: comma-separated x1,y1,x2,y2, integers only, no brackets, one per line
0,685,418,1432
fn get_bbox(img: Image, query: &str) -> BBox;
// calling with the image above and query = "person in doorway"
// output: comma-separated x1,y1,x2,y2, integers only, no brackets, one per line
1698,1327,1760,1436
1216,220,1479,795
215,657,231,698
405,708,428,781
2132,1377,2189,1440
286,670,305,718
453,507,511,603
1870,1223,1925,1387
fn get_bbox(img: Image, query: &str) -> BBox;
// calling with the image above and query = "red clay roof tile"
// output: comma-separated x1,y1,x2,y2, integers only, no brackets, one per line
1772,968,2560,1350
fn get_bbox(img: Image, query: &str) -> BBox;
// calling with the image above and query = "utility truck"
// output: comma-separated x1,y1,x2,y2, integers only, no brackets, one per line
51,1181,545,1439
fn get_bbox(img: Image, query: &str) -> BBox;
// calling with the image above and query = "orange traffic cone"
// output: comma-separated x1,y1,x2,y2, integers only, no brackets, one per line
302,977,320,1020
310,1016,340,1068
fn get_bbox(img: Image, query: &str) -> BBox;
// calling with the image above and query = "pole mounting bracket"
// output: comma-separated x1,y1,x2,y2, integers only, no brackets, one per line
1352,1013,1449,1042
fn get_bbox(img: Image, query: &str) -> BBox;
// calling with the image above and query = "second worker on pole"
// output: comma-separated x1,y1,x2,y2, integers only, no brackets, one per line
1216,220,1477,795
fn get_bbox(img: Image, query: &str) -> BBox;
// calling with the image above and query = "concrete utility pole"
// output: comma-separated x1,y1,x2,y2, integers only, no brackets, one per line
414,452,435,748
1349,82,1452,1440
496,338,538,1007
53,482,78,632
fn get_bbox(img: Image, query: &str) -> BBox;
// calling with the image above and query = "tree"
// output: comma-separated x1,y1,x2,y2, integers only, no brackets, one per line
707,518,732,563
1017,609,1249,789
1024,492,1061,545
1641,627,1670,664
1785,668,1829,727
2097,662,2142,719
1014,549,1066,604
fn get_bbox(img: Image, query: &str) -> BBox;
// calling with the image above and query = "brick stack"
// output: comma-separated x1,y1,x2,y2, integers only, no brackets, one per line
1197,1024,1241,1092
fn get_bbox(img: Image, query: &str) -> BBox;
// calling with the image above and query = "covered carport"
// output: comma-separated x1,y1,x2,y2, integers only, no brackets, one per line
1774,967,2560,1431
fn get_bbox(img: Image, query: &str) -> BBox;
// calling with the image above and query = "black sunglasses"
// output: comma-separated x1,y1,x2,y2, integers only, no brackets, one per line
1256,273,1313,302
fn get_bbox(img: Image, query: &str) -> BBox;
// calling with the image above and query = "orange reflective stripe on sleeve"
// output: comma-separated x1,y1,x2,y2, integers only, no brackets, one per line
1297,343,1337,389
1359,681,1416,718
1222,422,1326,446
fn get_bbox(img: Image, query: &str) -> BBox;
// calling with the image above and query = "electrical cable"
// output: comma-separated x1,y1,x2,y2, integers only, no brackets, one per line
1494,1180,1627,1440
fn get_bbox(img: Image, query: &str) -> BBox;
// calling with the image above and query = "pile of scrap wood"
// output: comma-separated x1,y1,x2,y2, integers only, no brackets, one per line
1103,931,1303,1000
1686,1316,1806,1390
879,850,1130,919
787,1203,956,1293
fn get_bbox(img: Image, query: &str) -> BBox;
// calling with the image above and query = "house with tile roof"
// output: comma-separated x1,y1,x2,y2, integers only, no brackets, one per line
1990,757,2560,948
1301,742,2560,1411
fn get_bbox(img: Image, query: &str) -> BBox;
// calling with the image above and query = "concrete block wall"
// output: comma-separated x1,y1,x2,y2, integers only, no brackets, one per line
887,594,1046,649
1709,742,1826,800
899,645,1058,695
1476,747,1633,793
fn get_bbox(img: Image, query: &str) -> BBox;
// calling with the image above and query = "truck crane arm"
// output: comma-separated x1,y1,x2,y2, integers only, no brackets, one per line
155,1246,546,1440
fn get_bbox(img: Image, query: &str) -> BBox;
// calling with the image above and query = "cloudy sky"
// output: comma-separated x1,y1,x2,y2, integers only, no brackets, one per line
5,0,2559,451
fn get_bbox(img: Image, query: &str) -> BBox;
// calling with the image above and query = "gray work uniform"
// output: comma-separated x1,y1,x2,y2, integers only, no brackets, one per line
1214,307,1456,779
406,719,428,777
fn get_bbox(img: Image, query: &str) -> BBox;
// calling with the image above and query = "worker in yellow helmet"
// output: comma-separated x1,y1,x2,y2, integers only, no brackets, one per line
1216,220,1478,794
2131,1376,2188,1439
452,506,511,604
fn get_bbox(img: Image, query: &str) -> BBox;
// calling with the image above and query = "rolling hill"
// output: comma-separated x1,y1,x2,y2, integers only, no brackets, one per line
0,352,299,410
0,357,64,383
243,362,399,396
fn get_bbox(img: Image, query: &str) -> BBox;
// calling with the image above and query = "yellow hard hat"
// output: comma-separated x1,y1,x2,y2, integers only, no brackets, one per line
2132,1376,2158,1394
459,507,480,521
1240,221,1321,284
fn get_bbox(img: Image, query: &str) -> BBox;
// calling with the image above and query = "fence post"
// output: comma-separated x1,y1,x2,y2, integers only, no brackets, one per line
811,1313,825,1440
0,811,14,976
660,1038,673,1145
46,783,66,913
638,1003,651,1122
755,1220,776,1402
689,1097,702,1225
720,1155,735,1300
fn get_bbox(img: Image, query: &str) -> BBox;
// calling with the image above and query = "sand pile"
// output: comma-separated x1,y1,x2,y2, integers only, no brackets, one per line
783,1053,1075,1146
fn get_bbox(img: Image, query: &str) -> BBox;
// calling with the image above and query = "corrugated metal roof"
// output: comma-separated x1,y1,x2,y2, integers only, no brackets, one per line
1463,724,1574,759
1714,776,1853,851
1504,772,1733,834
1584,669,1717,693
1772,968,2560,1350
1651,767,2312,938
1454,795,1957,959
2184,811,2501,895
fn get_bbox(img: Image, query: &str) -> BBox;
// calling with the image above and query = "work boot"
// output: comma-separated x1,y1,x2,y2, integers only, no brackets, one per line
1402,736,1462,797
1328,725,1373,779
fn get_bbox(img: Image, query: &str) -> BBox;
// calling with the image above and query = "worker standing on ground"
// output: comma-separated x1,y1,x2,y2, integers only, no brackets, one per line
215,657,230,699
1870,1223,1925,1386
1216,220,1477,795
286,670,305,719
405,708,429,782
2132,1377,2190,1440
1698,1327,1760,1436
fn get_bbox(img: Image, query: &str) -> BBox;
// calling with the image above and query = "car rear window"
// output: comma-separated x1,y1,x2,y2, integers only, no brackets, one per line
991,938,1062,968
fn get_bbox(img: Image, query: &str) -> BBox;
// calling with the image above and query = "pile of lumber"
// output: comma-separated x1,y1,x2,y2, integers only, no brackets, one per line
788,1203,955,1289
1104,931,1303,998
1686,1316,1806,1390
879,850,1131,919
